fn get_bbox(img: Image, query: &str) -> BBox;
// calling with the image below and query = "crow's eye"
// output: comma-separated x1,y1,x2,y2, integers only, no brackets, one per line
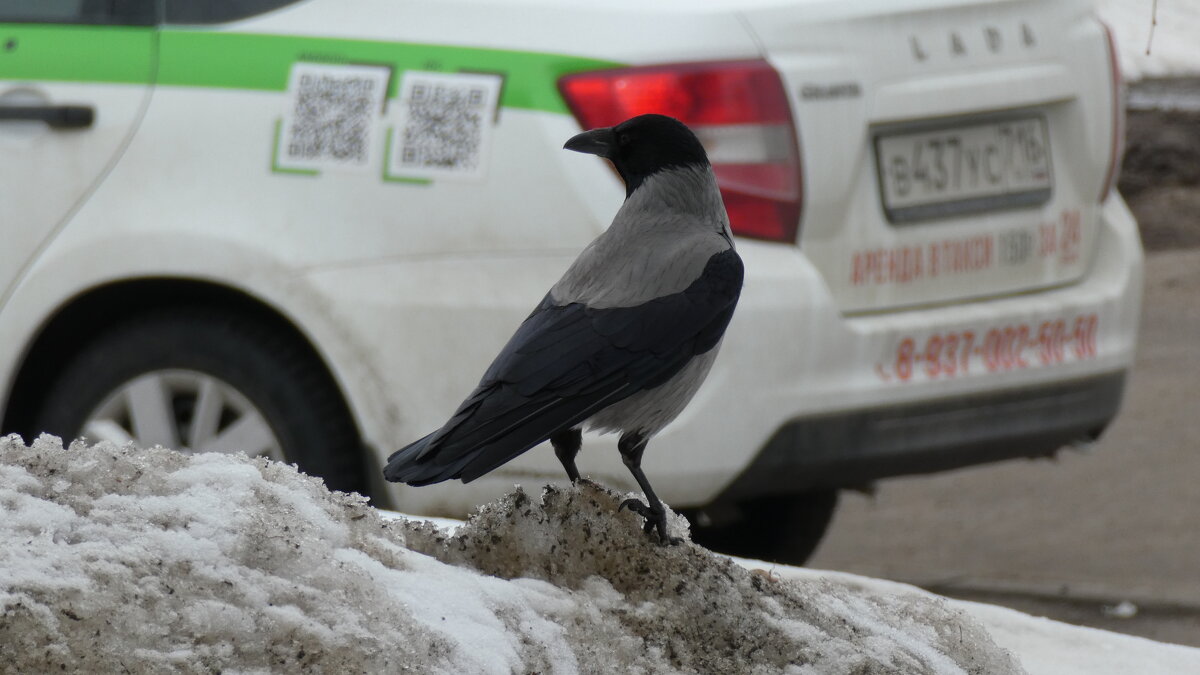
618,133,632,146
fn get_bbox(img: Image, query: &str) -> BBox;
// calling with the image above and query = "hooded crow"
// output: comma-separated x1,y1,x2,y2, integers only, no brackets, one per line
383,114,743,543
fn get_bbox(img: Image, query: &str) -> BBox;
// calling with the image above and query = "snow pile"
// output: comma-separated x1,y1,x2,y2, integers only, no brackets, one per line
411,487,1024,674
744,568,1200,675
1097,0,1200,80
959,600,1200,675
1,434,1024,674
1,436,444,672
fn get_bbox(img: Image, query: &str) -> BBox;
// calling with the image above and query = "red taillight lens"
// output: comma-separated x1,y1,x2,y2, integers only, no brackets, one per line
559,60,803,243
1098,20,1125,203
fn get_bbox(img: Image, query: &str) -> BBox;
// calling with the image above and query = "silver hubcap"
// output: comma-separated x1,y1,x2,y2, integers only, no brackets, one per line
82,369,284,460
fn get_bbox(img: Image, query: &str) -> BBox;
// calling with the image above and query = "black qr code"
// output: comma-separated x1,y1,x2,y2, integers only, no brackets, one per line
286,73,381,164
399,82,491,171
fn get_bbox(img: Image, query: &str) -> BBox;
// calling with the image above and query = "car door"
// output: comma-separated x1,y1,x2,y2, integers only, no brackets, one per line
0,1,156,299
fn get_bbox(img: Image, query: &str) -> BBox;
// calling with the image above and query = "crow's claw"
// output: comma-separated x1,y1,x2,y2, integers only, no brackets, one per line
619,498,682,545
619,497,651,517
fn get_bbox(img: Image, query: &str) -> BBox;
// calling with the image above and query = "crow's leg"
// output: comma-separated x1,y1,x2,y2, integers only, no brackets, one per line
616,432,681,545
551,428,583,482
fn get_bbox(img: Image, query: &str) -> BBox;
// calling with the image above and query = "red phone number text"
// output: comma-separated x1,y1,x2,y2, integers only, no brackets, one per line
877,314,1099,382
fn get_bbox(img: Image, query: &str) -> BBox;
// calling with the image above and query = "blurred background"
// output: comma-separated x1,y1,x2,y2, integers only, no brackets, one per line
809,0,1200,646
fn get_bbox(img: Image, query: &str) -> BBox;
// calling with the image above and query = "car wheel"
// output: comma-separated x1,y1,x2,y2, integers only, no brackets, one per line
33,308,368,496
687,490,839,565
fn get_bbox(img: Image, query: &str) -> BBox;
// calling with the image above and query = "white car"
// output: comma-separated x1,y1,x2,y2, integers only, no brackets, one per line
0,0,1140,561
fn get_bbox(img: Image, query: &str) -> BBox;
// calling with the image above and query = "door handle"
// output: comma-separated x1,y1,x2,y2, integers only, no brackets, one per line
0,104,94,129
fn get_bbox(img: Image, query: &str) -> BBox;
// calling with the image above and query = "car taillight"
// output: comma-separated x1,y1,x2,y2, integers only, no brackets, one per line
1098,20,1125,203
559,60,803,243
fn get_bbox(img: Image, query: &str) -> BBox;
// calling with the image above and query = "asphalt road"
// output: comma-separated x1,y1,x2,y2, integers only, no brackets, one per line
807,248,1200,648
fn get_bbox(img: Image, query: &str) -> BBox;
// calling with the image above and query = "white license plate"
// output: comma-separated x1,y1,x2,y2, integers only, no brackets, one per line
875,116,1052,223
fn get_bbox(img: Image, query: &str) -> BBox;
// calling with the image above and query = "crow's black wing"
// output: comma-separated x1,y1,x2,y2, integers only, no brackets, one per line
384,248,742,485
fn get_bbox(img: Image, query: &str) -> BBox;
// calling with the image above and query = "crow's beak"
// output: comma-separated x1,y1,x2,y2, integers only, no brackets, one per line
564,127,615,158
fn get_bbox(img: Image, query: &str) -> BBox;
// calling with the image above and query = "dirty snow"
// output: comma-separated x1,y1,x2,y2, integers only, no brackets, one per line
2,436,1198,674
1097,0,1200,80
748,567,1200,675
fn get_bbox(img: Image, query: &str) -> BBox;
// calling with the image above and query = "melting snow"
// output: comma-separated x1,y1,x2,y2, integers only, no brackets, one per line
2,435,1198,674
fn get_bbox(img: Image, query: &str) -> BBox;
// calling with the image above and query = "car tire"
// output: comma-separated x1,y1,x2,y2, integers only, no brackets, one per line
687,490,839,565
33,308,369,496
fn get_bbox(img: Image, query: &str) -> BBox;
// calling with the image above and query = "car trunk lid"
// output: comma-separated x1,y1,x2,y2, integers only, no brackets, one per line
742,0,1118,312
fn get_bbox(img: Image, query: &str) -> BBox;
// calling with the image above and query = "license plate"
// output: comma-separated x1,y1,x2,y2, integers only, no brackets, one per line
875,116,1052,223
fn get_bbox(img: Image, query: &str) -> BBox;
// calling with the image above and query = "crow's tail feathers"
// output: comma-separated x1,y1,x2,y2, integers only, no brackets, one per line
383,431,460,486
384,376,635,487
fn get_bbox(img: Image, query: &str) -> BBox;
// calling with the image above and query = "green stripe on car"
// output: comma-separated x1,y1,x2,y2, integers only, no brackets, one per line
0,24,622,115
0,24,155,83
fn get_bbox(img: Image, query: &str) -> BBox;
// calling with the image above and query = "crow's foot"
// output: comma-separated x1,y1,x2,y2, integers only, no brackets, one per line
619,498,682,545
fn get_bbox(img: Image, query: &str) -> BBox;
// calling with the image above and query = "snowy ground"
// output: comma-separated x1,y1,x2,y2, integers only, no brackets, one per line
3,436,1199,674
1097,0,1200,80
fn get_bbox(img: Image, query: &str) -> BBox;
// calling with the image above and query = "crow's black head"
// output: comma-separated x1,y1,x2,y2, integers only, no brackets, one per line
564,114,710,197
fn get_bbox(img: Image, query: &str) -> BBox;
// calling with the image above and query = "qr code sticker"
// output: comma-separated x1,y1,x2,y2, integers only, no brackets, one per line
389,71,502,181
278,63,390,172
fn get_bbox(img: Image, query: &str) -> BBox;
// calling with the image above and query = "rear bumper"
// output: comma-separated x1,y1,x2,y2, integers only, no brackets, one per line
712,370,1126,504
